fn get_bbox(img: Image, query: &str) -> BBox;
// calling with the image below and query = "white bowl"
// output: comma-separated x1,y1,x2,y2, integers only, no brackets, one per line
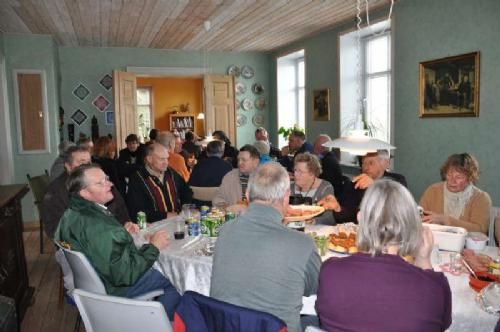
427,224,467,252
466,232,488,251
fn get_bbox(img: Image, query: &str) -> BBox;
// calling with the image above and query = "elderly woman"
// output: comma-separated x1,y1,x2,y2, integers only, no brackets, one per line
420,153,491,234
291,153,335,225
316,180,451,332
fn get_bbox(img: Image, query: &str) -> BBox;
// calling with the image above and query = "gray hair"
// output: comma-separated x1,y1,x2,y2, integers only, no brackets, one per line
357,179,421,257
377,149,390,161
66,164,101,195
253,140,270,155
58,141,76,155
64,146,91,164
247,162,290,204
206,140,224,157
156,131,176,150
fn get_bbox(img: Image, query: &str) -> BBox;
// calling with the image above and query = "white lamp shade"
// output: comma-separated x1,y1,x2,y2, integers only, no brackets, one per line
322,135,395,156
197,113,205,120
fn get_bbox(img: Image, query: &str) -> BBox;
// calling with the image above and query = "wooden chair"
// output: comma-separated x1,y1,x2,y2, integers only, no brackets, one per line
26,170,50,253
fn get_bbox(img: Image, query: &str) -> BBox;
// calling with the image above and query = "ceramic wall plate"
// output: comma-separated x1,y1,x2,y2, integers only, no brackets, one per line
255,97,266,110
235,82,246,95
242,98,254,111
236,114,248,127
227,65,241,77
252,83,264,95
236,99,241,110
241,65,254,79
252,114,264,127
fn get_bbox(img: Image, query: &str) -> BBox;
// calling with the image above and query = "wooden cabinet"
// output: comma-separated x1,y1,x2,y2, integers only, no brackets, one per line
0,185,33,325
169,113,195,139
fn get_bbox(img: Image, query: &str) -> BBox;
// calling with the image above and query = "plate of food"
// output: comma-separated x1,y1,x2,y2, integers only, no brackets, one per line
327,223,358,254
284,204,325,223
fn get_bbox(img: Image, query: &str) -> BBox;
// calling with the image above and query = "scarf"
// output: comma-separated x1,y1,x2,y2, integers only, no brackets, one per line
443,183,475,219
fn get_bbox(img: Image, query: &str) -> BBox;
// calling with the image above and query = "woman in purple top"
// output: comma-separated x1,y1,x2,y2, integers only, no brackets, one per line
316,179,452,332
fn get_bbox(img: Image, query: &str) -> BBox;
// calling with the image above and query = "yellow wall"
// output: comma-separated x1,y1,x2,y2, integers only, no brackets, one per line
137,77,204,135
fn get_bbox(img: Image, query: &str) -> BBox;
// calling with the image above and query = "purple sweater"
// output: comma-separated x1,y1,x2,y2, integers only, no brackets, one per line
316,253,452,332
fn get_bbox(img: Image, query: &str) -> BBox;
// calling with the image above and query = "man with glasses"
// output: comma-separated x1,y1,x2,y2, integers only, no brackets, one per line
42,146,131,239
55,164,180,319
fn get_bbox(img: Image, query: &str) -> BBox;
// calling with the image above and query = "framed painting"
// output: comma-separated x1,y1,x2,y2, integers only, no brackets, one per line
313,88,330,121
419,52,479,117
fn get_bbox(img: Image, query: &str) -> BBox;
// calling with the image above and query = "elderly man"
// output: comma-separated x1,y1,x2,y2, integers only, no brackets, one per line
280,130,313,172
188,140,232,188
212,144,260,209
353,150,407,190
255,127,281,159
157,131,190,182
210,162,321,332
127,143,192,223
41,146,130,239
49,141,76,181
55,164,180,319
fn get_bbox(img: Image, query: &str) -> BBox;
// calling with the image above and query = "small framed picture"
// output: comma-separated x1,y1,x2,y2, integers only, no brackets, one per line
313,88,330,121
105,111,114,125
419,52,479,117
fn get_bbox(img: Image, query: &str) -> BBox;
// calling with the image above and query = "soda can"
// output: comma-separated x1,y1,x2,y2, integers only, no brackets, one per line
200,206,210,216
225,211,236,222
200,215,209,236
191,221,200,236
137,211,147,230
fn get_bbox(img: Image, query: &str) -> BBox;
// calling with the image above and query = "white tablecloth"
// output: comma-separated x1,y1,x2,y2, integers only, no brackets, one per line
135,220,499,331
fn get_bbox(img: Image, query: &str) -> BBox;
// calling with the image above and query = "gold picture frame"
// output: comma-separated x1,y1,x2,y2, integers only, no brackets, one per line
419,52,480,117
313,88,330,121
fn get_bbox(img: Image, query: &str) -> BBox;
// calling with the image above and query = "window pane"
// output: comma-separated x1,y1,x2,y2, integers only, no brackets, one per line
298,59,305,88
298,87,305,129
366,75,389,142
137,88,150,105
366,35,389,74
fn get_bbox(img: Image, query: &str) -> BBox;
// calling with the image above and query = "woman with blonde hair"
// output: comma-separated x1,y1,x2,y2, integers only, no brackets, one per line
316,180,451,331
420,153,491,233
93,136,126,196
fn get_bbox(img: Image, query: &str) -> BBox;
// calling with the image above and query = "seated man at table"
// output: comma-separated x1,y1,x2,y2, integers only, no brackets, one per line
55,164,180,319
279,130,313,172
127,143,192,223
353,150,407,190
212,144,260,211
255,126,281,159
41,146,131,239
157,131,190,182
188,140,232,188
210,162,321,332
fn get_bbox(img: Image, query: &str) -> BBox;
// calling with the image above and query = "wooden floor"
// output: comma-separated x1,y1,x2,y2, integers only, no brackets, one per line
21,230,83,332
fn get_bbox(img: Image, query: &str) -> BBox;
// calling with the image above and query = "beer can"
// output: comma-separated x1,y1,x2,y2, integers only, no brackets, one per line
137,211,147,230
225,211,236,222
200,215,209,236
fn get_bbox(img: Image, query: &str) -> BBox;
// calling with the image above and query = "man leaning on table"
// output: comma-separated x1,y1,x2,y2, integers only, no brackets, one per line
55,164,180,319
210,162,321,332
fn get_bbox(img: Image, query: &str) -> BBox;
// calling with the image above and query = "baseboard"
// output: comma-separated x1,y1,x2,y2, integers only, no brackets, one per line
23,221,40,232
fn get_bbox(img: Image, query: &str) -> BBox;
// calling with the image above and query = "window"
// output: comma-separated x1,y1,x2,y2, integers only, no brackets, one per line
136,87,152,142
340,20,391,147
277,50,305,147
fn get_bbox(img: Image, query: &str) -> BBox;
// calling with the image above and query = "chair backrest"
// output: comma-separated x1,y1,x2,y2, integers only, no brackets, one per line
60,246,107,294
489,206,500,246
73,288,172,332
173,291,287,332
26,170,50,205
190,186,218,203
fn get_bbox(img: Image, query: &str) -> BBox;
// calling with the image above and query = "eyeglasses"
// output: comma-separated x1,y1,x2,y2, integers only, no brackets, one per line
86,176,111,188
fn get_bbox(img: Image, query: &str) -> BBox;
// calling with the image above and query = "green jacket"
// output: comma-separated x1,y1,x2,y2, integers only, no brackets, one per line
55,195,159,296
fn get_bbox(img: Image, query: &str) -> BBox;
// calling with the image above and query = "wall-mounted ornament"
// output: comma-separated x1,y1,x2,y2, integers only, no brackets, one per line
252,114,265,127
73,83,90,101
227,65,241,77
99,74,113,90
241,65,254,79
242,98,253,111
93,95,111,112
235,82,247,95
255,97,266,110
105,111,114,126
236,114,248,127
252,83,264,95
71,109,88,126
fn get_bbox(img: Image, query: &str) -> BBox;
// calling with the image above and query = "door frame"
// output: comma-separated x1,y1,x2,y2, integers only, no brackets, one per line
0,53,14,184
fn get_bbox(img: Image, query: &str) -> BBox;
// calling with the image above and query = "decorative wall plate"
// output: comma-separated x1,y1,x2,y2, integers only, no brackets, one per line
241,98,253,111
227,65,241,77
235,82,247,95
252,83,264,95
255,97,266,110
252,114,264,127
236,114,248,127
241,65,254,79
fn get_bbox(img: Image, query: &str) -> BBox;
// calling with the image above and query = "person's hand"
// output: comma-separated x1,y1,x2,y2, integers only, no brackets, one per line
352,173,375,189
317,194,341,212
124,221,139,234
150,230,169,250
415,226,434,270
422,211,450,225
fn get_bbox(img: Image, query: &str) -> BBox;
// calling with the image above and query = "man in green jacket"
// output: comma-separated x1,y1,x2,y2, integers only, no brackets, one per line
55,164,180,319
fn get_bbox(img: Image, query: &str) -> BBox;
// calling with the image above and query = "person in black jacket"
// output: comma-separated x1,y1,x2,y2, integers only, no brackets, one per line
212,130,238,168
126,143,192,223
189,140,232,188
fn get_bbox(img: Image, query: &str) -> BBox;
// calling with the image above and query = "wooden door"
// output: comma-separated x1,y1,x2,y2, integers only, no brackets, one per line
204,75,236,146
113,71,137,150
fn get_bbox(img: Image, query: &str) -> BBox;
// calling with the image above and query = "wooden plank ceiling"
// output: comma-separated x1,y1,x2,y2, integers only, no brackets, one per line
0,0,391,52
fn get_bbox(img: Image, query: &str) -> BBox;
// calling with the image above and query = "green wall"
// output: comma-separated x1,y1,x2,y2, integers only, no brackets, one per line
59,47,271,148
393,0,500,205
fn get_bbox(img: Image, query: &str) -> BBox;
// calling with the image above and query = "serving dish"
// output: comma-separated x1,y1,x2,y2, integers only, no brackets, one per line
284,204,325,223
427,223,467,252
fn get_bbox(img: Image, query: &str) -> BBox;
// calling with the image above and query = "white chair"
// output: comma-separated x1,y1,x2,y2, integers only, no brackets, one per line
190,186,218,202
73,289,172,332
489,206,500,247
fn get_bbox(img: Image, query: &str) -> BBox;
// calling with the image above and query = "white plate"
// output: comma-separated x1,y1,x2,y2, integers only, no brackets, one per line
254,97,266,110
227,65,240,77
242,98,253,111
235,82,246,95
252,114,264,127
236,114,248,127
241,65,254,79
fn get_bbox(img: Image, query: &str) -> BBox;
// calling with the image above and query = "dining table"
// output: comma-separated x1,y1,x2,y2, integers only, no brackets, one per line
134,217,499,332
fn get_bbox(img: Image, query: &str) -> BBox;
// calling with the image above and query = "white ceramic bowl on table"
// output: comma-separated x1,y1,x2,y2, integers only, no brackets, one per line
427,224,467,252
